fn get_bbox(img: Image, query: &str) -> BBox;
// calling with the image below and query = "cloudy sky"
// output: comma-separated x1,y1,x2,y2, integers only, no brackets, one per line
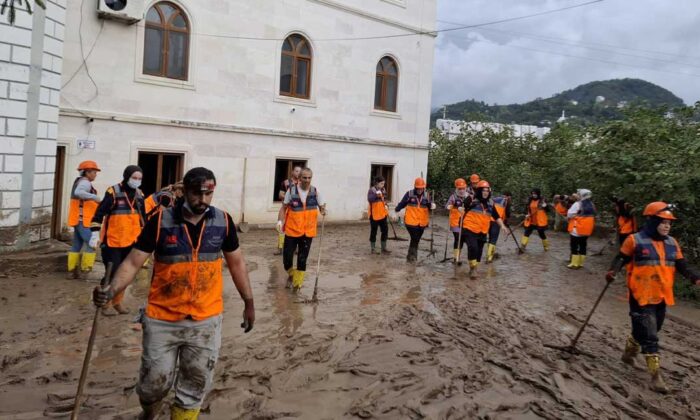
432,0,700,107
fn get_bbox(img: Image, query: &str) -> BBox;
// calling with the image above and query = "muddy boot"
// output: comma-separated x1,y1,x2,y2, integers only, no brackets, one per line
468,260,479,280
406,246,417,263
170,405,200,420
567,255,581,269
114,304,130,314
80,252,97,280
578,255,586,269
101,306,116,317
67,252,81,279
644,354,669,394
520,236,529,251
381,241,391,254
286,268,295,288
486,244,496,263
370,242,378,254
138,400,164,420
542,239,550,252
274,234,284,255
621,336,640,366
452,249,459,264
292,270,306,291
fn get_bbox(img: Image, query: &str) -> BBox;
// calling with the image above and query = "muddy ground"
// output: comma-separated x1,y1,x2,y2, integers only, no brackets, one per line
1,217,699,419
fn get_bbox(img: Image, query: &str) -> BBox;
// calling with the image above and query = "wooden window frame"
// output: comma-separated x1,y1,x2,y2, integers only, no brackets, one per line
143,2,190,81
370,164,394,201
280,35,312,99
374,57,398,112
273,158,308,202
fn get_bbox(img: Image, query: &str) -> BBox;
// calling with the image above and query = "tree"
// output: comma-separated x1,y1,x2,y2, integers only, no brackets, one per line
1,0,45,24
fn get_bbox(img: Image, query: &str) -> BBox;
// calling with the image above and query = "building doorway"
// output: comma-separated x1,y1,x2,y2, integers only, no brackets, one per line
273,159,307,202
51,145,66,239
137,152,184,197
370,164,394,201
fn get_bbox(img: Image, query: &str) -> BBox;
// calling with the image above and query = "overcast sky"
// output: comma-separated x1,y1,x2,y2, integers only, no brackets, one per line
432,0,700,108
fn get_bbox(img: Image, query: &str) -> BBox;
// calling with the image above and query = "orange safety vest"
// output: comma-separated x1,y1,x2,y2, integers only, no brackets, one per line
492,196,508,220
103,183,145,248
284,185,319,238
567,199,596,237
145,194,159,215
463,199,495,234
448,193,466,229
147,206,229,321
68,177,98,228
368,188,388,221
625,231,681,306
618,215,636,235
554,202,568,216
404,190,430,228
524,199,548,228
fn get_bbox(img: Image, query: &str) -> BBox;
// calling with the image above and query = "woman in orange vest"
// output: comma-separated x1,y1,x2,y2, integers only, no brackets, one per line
89,165,147,315
446,178,468,262
461,181,510,279
367,175,391,255
614,197,637,246
566,189,596,269
606,202,700,393
520,188,550,251
395,178,435,262
553,194,569,232
67,161,101,279
487,191,512,263
276,167,327,290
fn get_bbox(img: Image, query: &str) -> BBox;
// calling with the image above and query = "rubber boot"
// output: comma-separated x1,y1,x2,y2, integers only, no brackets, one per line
644,354,669,394
486,244,496,263
542,239,550,252
567,255,580,269
274,234,284,255
67,252,81,279
381,241,391,254
578,255,586,269
80,252,96,279
286,268,295,288
292,270,306,290
453,249,460,264
621,335,640,366
469,260,479,280
138,400,163,420
407,246,417,263
171,405,200,420
370,242,378,254
520,236,529,250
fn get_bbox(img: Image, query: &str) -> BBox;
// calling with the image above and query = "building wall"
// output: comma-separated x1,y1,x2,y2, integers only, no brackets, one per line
0,0,66,250
57,0,436,224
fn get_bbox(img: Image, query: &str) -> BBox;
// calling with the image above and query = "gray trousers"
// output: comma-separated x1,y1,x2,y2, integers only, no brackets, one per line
137,314,222,409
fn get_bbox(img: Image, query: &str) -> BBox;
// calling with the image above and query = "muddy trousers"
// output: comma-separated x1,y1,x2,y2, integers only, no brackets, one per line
463,229,487,262
70,224,95,252
488,221,500,245
452,231,466,249
283,235,313,272
137,315,222,410
569,235,588,255
406,225,425,260
369,217,388,243
523,226,547,239
629,293,666,354
101,244,133,305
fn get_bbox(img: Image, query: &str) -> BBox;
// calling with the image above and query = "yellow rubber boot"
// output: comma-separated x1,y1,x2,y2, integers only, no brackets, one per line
275,234,285,255
542,239,550,252
621,336,640,366
644,354,669,394
170,405,200,420
486,244,496,263
292,270,306,290
520,236,529,249
579,255,586,269
81,252,96,273
67,252,80,272
469,260,479,279
453,249,460,263
567,255,580,269
286,268,295,288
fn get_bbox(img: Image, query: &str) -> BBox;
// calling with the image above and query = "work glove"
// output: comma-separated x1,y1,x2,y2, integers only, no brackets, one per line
376,191,383,198
276,221,283,234
88,231,100,248
93,285,114,307
241,298,255,333
430,203,437,210
605,270,617,283
446,204,453,210
458,207,465,215
389,211,398,222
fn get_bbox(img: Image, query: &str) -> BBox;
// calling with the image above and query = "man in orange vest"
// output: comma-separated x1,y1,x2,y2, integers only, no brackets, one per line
67,161,102,279
552,194,569,232
606,202,700,394
467,173,480,198
446,178,468,262
93,167,255,420
566,189,596,269
145,182,184,219
461,181,510,279
275,165,303,255
367,175,391,255
89,165,147,316
520,188,550,251
614,197,637,246
486,191,512,263
395,178,435,262
276,167,326,290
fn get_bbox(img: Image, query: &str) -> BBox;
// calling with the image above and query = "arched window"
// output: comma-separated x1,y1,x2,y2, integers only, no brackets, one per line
143,2,190,80
374,57,398,112
280,34,312,99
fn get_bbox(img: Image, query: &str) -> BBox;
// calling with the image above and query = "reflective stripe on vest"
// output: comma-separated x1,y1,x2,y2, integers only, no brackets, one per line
493,196,507,220
284,185,319,237
104,183,144,247
68,177,98,228
405,190,430,227
148,206,228,321
626,231,679,306
463,199,494,234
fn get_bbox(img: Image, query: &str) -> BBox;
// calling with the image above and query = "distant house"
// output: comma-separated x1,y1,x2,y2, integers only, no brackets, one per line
436,119,551,140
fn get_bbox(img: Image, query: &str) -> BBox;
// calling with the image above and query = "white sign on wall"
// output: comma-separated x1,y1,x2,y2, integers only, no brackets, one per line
77,139,95,149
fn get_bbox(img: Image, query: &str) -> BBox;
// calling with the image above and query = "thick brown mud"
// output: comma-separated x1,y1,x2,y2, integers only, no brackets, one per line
1,217,699,419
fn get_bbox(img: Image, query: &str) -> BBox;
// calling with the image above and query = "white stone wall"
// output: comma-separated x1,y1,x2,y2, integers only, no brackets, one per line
0,0,65,249
57,0,436,225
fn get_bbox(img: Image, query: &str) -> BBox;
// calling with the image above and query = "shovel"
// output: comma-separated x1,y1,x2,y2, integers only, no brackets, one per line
237,158,250,233
311,214,326,303
388,217,408,241
507,224,525,254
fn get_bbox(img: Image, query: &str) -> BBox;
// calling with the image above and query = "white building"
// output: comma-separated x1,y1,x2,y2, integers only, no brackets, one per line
0,1,66,250
435,119,550,140
52,0,436,231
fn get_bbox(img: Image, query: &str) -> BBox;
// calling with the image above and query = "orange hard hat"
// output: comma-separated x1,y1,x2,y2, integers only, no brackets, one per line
643,202,676,220
454,178,467,188
476,180,490,189
414,177,426,188
77,160,100,171
470,174,480,183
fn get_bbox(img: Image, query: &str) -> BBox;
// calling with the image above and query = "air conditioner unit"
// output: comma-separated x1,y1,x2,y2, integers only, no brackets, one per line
97,0,145,24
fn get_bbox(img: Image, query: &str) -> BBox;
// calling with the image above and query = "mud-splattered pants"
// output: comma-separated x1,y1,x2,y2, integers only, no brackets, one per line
488,221,500,245
101,244,132,305
137,315,222,409
369,217,388,243
629,293,666,354
283,235,313,272
463,229,487,262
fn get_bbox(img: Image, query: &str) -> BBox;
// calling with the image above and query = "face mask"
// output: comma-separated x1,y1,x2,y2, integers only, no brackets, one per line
128,178,141,189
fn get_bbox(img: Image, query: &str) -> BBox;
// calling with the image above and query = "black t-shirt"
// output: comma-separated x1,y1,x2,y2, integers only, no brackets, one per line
134,205,239,254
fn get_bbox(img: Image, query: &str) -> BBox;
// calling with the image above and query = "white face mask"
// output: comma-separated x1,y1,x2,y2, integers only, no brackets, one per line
128,178,141,189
